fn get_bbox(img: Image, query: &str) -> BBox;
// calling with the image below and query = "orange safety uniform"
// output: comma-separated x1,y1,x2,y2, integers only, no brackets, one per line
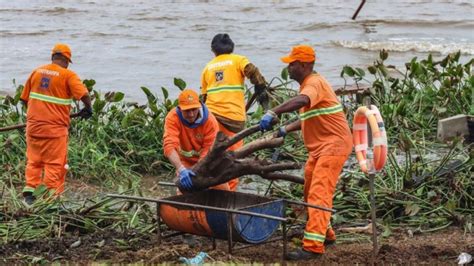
299,73,353,254
163,104,229,191
20,63,88,195
201,53,250,191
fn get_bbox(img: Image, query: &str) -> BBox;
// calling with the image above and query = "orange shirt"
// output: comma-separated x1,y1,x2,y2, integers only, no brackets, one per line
299,73,353,158
20,63,88,138
163,106,219,167
201,54,249,122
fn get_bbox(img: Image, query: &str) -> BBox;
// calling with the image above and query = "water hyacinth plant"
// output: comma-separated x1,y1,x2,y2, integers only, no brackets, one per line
0,52,472,250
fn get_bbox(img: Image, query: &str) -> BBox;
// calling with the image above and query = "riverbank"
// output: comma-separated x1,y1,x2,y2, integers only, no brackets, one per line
1,225,470,264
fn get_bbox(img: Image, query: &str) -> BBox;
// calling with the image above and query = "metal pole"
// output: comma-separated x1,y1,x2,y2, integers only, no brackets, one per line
107,194,287,222
364,96,378,263
212,237,216,250
156,202,161,245
157,181,176,187
227,213,233,255
352,0,366,20
282,222,287,262
283,199,335,213
369,172,378,262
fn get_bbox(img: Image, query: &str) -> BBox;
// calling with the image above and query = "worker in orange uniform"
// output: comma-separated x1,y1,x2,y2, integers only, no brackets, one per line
20,43,92,205
163,89,229,192
201,33,267,191
259,45,352,260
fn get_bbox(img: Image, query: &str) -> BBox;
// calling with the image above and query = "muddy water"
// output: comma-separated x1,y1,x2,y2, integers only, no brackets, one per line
1,1,473,101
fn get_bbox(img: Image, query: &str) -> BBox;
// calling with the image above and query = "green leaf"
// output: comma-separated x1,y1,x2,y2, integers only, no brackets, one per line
31,256,46,264
141,86,156,103
281,67,289,81
114,239,128,246
427,54,433,65
380,49,388,61
93,98,106,113
13,89,22,105
149,102,159,114
453,50,461,62
113,92,125,102
379,65,388,77
165,99,173,111
161,87,169,100
104,92,115,102
382,225,392,238
82,79,96,92
173,78,186,91
445,199,456,211
427,190,437,199
405,203,421,216
368,66,377,75
435,106,447,114
440,55,450,68
355,67,366,77
342,66,355,77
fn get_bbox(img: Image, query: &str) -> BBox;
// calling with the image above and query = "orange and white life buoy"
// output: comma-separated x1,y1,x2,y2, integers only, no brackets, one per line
353,105,387,173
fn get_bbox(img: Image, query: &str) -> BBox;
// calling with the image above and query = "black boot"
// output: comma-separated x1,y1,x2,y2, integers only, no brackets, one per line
285,248,322,260
182,234,198,248
325,239,336,246
23,192,36,206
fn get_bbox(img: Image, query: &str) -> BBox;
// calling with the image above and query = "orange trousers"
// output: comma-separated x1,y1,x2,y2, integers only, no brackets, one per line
302,155,347,254
217,123,243,191
23,135,68,195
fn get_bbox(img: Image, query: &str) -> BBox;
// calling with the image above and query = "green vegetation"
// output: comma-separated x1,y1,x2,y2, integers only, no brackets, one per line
0,52,472,249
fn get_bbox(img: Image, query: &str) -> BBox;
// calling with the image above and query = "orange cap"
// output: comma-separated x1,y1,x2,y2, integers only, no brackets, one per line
281,45,316,63
52,43,72,63
178,89,201,110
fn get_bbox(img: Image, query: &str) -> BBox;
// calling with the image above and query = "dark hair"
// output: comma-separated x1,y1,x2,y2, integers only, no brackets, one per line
211,33,234,55
51,53,67,62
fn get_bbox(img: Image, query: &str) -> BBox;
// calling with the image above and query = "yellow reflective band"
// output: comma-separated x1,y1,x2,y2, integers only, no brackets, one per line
300,104,343,121
30,92,73,105
206,85,245,95
304,231,326,243
22,186,35,193
179,149,201,158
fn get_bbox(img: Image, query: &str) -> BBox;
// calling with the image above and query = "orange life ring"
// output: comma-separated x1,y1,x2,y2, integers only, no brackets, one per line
352,105,387,173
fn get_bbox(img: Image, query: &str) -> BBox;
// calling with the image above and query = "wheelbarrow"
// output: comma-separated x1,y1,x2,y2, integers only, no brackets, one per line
159,190,284,244
107,190,334,258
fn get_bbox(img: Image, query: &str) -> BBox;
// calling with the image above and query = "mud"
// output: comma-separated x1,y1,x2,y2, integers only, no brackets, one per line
1,226,472,264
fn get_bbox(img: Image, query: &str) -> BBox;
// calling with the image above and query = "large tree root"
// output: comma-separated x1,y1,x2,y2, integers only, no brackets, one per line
177,125,303,191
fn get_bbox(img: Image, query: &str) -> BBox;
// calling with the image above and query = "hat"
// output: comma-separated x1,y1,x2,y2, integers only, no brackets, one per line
52,43,72,63
281,45,316,63
178,89,201,110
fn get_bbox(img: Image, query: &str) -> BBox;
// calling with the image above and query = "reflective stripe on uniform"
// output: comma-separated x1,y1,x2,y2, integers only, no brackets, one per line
179,148,201,158
300,104,343,121
30,92,73,105
304,231,326,243
22,186,35,193
206,85,245,95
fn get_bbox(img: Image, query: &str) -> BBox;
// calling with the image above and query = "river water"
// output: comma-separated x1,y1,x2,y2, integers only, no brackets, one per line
1,0,473,101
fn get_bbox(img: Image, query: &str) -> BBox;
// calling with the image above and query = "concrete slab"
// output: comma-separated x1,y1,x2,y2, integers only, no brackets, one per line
437,114,474,142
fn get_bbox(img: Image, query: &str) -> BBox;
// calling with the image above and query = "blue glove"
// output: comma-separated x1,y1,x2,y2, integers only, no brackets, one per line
276,126,287,138
259,110,276,132
179,168,195,190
